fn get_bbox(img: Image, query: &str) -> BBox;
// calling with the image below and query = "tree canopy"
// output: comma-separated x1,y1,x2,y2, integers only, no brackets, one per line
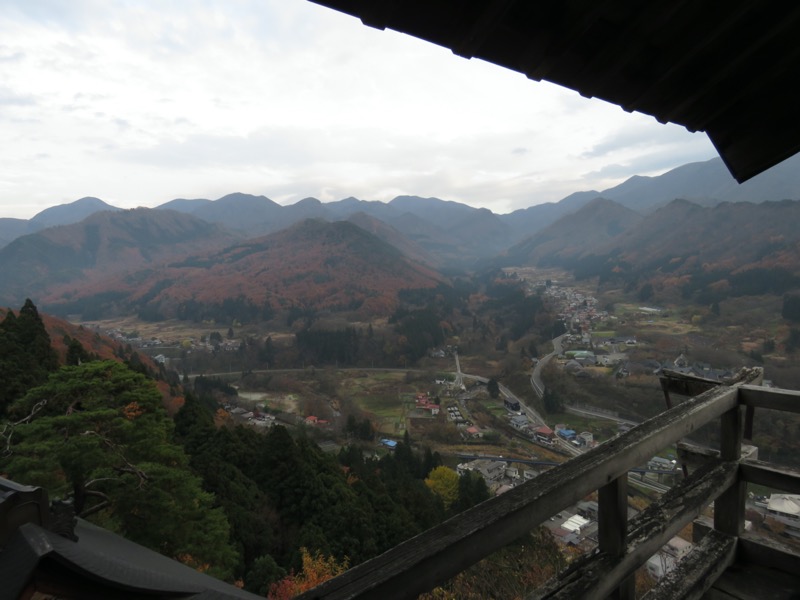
1,360,238,579
0,299,59,415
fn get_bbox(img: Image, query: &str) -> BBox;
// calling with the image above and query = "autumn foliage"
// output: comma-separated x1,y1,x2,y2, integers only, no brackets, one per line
267,548,349,599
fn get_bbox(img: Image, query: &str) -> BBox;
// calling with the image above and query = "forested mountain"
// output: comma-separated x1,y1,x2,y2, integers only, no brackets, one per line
501,198,643,267
2,154,799,321
0,208,239,308
35,218,443,322
511,198,800,304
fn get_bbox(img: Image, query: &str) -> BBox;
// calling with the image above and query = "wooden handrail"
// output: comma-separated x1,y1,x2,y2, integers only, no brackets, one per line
536,460,738,599
298,378,753,599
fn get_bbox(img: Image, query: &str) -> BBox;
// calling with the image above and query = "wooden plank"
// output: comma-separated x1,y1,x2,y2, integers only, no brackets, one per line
710,562,800,600
533,460,738,600
739,385,800,413
295,381,749,600
641,529,737,600
659,369,720,399
715,407,745,536
739,459,800,494
737,533,800,574
598,476,633,600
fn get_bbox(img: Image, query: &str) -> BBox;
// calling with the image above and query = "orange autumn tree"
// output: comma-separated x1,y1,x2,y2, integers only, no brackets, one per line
268,548,349,599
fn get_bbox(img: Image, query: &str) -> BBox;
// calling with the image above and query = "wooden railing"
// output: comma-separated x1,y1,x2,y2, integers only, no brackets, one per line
298,367,800,600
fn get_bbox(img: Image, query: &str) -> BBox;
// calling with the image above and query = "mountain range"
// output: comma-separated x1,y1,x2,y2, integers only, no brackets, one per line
5,154,800,254
1,154,799,319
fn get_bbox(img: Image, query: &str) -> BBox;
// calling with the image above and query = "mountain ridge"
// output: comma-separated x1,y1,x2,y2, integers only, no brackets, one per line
5,154,800,255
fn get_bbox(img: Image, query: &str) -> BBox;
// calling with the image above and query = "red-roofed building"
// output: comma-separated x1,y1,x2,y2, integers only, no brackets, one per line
534,426,555,446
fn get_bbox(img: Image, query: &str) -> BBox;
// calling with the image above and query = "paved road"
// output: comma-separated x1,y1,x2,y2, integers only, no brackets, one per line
531,334,566,398
566,405,639,428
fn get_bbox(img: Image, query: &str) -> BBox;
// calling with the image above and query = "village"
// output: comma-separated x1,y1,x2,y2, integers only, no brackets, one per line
90,274,791,583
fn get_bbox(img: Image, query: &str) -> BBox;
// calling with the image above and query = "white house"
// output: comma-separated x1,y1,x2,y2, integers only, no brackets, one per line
767,494,800,538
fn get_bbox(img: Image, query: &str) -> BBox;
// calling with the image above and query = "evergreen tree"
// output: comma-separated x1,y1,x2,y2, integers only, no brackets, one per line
64,335,92,365
0,299,59,415
1,360,239,580
452,470,491,514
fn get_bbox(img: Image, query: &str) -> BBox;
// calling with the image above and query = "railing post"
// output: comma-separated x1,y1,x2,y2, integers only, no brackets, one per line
714,401,744,536
598,475,634,600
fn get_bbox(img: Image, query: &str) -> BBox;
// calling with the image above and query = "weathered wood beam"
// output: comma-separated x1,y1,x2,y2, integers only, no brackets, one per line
659,369,721,402
715,406,745,536
737,532,800,574
532,460,737,600
296,382,746,600
640,529,737,600
598,476,634,600
739,459,800,495
739,385,800,413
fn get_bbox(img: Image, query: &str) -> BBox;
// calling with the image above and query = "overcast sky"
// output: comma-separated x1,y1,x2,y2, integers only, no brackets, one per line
0,0,718,220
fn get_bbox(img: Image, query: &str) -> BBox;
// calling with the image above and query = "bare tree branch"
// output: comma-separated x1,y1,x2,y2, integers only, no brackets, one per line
80,430,149,488
0,398,49,457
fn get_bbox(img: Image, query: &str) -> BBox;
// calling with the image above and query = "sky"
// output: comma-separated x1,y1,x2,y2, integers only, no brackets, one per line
0,1,718,220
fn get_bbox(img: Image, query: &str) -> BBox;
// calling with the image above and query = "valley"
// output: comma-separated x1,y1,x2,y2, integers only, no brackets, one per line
3,157,800,598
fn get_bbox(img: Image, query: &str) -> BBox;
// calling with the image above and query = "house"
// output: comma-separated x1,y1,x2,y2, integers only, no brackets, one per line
646,536,693,579
415,394,441,416
456,459,506,483
464,426,482,438
674,353,689,368
562,514,590,535
533,426,555,446
557,428,577,441
523,470,538,481
766,494,800,538
379,438,398,450
648,456,676,472
510,415,529,430
646,552,677,580
577,500,599,520
664,536,693,561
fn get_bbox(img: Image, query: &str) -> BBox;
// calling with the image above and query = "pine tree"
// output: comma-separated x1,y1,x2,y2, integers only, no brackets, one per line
2,360,239,580
0,299,59,415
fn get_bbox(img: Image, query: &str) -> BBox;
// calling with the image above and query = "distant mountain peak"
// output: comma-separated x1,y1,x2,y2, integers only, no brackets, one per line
29,197,120,230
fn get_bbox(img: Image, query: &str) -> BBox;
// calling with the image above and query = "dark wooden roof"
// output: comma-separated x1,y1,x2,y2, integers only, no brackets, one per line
0,477,260,600
310,0,800,183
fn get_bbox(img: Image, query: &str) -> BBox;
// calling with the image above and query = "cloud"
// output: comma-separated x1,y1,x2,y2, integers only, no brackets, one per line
0,86,35,106
0,0,720,219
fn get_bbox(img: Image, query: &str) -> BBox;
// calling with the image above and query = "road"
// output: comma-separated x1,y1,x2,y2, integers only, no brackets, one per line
565,405,639,429
531,334,566,398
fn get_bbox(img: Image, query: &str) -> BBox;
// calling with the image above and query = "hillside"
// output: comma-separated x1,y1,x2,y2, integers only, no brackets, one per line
549,199,800,302
0,305,155,368
40,219,445,322
0,208,238,308
500,198,643,267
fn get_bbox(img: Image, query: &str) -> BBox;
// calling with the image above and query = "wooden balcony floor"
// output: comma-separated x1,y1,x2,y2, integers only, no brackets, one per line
704,562,800,600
